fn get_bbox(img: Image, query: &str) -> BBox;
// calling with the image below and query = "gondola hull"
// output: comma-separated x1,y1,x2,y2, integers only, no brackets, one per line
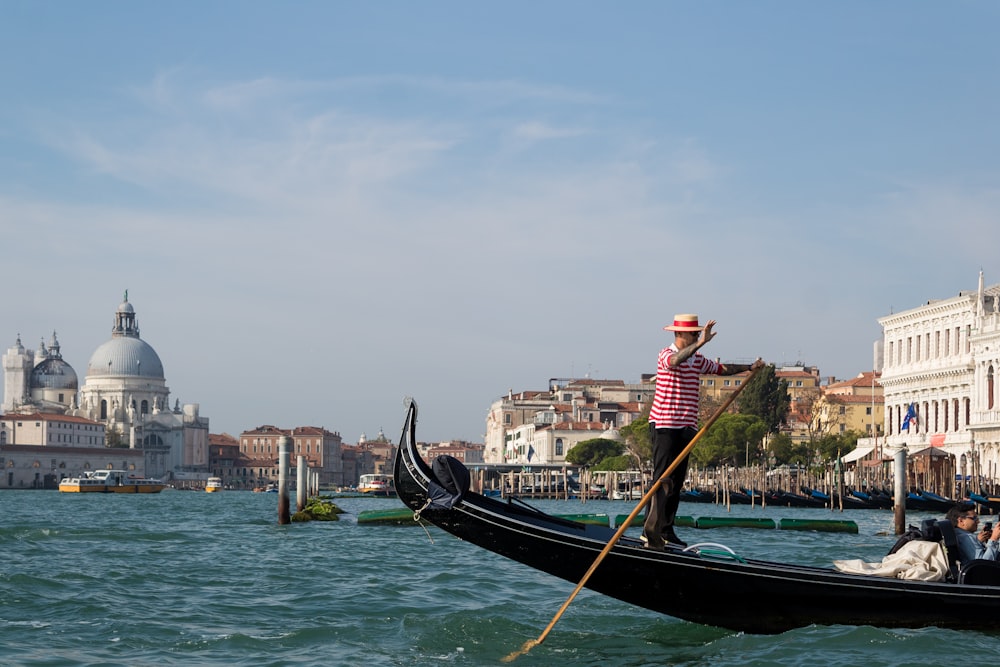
393,400,1000,634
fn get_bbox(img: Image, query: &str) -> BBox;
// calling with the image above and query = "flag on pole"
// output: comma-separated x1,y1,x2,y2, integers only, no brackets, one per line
902,403,916,431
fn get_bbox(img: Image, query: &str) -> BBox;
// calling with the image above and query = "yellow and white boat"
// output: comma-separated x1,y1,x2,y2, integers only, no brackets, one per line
358,473,396,497
205,476,223,493
58,469,165,494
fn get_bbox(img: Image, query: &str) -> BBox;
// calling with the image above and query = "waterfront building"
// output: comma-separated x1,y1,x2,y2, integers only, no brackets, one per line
484,377,653,465
874,272,1000,482
0,412,123,488
237,424,344,489
1,294,211,485
208,432,240,487
340,443,375,489
817,371,884,438
505,418,619,466
424,440,485,465
358,428,396,476
0,412,105,447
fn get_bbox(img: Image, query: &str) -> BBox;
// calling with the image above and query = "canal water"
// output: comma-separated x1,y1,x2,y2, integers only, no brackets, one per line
2,490,999,666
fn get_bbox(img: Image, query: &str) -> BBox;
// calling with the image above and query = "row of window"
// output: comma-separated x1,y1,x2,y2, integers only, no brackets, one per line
47,433,102,445
506,439,567,458
701,379,744,387
1,460,132,470
889,399,971,434
241,442,323,455
886,326,972,366
46,422,102,431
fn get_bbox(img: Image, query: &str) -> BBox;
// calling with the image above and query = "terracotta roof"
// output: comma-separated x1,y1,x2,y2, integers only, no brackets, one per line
242,425,288,436
826,371,882,390
0,412,102,426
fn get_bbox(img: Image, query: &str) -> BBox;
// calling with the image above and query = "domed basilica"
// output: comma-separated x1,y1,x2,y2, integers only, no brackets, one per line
2,294,209,480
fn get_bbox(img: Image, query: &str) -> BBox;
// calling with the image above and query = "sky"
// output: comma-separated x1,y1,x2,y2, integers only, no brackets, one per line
2,2,1000,443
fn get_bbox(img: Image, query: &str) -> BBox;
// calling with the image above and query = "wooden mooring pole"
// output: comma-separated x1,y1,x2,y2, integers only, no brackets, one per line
893,445,908,535
278,436,291,524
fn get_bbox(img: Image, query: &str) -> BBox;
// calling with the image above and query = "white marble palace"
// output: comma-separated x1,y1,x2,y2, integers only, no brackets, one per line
877,272,1000,482
2,294,209,485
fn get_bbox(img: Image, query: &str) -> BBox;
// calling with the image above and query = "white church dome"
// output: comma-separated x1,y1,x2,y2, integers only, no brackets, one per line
87,337,164,379
85,295,165,379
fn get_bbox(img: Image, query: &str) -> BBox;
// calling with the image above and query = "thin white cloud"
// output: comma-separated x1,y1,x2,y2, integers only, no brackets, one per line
11,67,1000,441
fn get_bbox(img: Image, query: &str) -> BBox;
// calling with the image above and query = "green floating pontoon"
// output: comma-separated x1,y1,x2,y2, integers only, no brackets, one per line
614,514,695,528
779,518,858,533
357,508,422,525
695,516,777,529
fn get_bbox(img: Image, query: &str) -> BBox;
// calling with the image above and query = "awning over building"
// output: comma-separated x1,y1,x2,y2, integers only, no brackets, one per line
841,445,875,463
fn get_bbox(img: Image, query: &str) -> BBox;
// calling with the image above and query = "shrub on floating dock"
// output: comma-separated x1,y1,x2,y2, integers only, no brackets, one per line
291,496,344,522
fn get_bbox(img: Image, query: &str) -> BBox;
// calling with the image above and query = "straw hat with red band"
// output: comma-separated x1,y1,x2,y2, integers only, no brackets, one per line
663,314,704,332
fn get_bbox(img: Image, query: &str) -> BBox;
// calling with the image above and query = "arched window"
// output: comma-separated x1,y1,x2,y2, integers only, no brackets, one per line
555,438,564,456
141,400,149,414
100,400,108,420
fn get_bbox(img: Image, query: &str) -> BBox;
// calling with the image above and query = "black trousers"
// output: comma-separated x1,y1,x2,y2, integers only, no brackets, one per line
643,425,695,540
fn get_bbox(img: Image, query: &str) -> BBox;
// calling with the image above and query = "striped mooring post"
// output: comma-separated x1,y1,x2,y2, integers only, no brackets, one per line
296,455,307,512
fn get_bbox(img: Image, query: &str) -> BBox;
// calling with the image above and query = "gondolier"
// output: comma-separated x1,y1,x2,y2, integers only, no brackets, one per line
644,313,763,550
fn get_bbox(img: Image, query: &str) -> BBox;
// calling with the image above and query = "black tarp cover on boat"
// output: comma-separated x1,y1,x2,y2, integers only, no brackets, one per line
426,455,471,510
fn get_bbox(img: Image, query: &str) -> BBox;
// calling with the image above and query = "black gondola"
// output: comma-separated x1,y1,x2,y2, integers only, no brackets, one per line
851,489,893,510
679,488,715,503
907,490,956,513
394,399,1000,634
767,490,826,508
970,492,1000,514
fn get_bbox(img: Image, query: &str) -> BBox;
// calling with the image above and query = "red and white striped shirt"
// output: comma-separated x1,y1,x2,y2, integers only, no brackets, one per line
648,344,721,429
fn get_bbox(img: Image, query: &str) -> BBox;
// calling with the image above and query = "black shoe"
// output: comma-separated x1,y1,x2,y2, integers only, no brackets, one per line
663,527,687,548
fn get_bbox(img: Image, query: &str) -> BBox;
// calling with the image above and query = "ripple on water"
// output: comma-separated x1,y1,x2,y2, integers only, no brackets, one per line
3,492,1000,666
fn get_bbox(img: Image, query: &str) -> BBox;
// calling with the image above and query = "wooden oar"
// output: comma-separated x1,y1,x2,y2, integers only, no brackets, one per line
501,364,762,663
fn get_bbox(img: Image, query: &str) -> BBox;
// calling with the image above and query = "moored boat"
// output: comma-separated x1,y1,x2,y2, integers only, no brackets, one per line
970,492,1000,513
358,473,396,497
205,477,223,493
906,489,956,512
58,469,165,494
393,398,1000,634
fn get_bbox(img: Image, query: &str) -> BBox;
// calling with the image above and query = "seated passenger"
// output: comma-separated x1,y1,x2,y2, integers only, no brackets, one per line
946,505,1000,564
